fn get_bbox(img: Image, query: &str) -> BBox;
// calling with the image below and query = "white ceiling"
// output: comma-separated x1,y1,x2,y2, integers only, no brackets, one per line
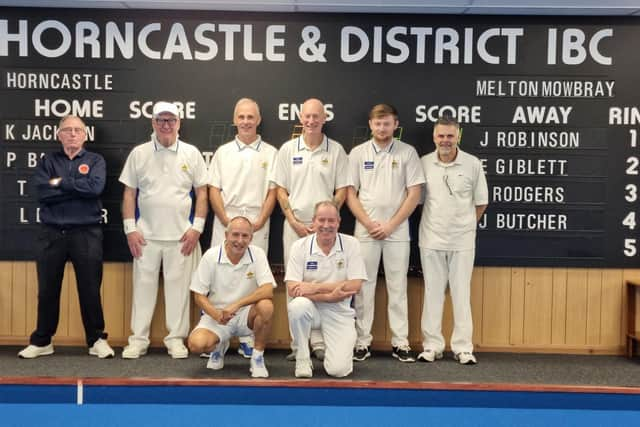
1,0,640,15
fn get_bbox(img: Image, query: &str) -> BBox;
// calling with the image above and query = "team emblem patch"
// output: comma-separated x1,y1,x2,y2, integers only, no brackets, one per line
246,271,255,279
181,164,189,171
261,161,268,169
363,161,374,170
306,261,318,271
293,156,303,165
336,259,345,269
321,157,329,166
78,164,90,174
391,160,399,169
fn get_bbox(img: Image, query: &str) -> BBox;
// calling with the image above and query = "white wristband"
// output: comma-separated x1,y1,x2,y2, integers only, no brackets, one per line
123,218,137,234
192,217,205,233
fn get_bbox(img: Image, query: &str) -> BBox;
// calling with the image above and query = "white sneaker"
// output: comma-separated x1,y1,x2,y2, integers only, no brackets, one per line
250,354,269,378
285,351,296,361
454,352,477,365
207,340,229,370
18,343,54,359
199,352,211,358
417,349,443,363
122,343,148,359
89,339,115,358
295,359,313,378
166,341,189,359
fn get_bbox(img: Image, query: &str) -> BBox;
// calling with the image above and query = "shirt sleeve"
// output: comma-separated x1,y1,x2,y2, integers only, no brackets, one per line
334,143,352,189
473,158,489,206
252,247,277,288
405,146,426,188
190,249,214,295
119,148,139,189
271,143,290,190
284,238,305,283
348,147,361,191
345,237,368,281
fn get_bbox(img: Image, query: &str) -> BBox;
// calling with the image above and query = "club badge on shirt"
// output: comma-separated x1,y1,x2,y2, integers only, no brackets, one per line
78,164,90,174
336,259,345,269
261,161,268,169
321,157,329,166
391,159,399,169
181,164,189,172
246,271,255,279
306,261,318,271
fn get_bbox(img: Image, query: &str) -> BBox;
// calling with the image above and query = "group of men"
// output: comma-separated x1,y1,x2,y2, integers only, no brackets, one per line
18,97,488,379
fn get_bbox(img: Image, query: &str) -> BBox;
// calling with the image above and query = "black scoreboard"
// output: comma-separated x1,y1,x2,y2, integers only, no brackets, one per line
0,8,638,267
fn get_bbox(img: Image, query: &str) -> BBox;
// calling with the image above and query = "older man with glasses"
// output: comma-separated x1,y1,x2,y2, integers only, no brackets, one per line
119,101,208,359
18,115,114,359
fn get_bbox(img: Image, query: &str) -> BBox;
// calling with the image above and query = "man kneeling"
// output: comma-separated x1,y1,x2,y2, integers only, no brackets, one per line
287,201,367,378
188,216,276,378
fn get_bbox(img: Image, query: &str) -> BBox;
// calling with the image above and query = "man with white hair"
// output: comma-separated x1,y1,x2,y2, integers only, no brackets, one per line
120,101,208,359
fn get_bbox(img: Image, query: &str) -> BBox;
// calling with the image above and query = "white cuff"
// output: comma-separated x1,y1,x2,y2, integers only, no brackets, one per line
123,218,137,234
192,217,205,233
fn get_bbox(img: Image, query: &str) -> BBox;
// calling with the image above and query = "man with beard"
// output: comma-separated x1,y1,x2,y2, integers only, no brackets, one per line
347,104,424,363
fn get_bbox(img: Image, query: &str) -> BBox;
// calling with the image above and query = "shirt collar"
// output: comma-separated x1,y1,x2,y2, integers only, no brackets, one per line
217,244,254,265
235,135,262,151
371,139,395,154
152,133,179,152
309,233,344,257
297,134,329,152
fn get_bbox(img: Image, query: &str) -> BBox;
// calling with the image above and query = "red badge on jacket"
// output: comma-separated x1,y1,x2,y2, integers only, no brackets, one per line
78,164,90,174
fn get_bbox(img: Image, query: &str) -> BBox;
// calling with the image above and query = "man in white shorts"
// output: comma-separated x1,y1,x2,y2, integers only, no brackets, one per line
418,115,488,365
347,104,424,363
286,201,367,378
273,98,351,361
207,98,278,358
120,101,208,359
188,216,276,378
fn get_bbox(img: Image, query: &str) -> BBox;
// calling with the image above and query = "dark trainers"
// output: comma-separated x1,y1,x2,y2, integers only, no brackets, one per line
353,346,371,362
392,345,416,363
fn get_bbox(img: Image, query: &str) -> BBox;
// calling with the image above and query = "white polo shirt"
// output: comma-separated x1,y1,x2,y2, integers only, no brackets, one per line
208,136,278,218
285,233,367,313
419,149,488,251
190,244,276,309
272,135,351,224
349,139,425,242
119,136,208,241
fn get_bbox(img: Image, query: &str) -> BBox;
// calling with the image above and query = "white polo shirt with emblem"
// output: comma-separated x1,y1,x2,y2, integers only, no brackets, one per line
190,244,276,309
419,149,488,251
349,139,425,242
208,136,278,217
285,233,367,313
119,136,208,241
272,135,351,224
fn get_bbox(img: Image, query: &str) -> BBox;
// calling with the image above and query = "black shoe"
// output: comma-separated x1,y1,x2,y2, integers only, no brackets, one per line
392,346,416,363
353,346,371,362
311,348,325,361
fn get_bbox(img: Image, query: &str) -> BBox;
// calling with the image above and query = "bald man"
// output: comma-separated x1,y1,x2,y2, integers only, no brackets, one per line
272,98,351,361
207,98,278,358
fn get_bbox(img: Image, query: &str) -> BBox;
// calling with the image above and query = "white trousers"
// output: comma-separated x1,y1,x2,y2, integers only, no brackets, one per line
129,239,201,348
419,247,475,354
211,207,270,254
355,240,410,348
283,220,324,351
288,297,356,377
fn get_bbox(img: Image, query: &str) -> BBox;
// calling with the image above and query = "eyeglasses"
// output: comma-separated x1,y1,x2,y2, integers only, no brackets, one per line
155,118,178,126
59,127,85,134
443,175,453,196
